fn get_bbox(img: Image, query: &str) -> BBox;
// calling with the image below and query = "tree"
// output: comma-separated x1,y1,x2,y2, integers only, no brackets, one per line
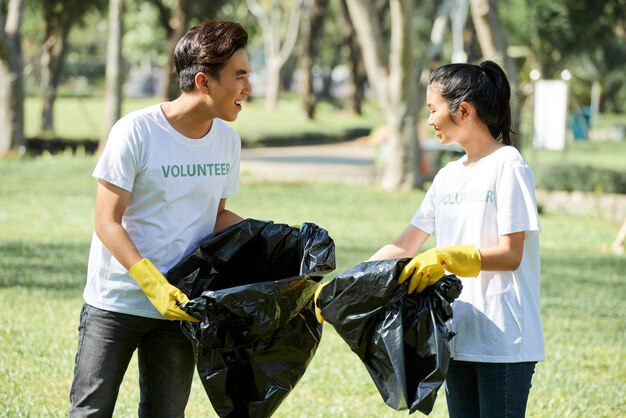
103,0,123,149
338,0,366,115
470,0,522,149
300,0,328,119
145,0,190,101
345,0,423,189
500,0,626,112
532,0,626,112
247,0,304,111
0,0,25,156
38,0,106,135
145,0,231,101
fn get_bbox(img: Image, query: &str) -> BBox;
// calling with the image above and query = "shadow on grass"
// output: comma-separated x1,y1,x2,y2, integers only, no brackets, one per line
0,241,89,295
242,128,372,148
25,127,373,156
539,251,624,318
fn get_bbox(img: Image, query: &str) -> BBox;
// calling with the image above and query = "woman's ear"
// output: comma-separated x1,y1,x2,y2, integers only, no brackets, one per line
458,101,473,120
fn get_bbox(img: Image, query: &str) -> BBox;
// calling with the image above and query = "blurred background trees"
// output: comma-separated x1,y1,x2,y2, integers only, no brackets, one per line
0,0,624,189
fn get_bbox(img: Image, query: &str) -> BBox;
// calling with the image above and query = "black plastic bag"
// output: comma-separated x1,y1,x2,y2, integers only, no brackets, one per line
315,259,462,415
166,219,335,418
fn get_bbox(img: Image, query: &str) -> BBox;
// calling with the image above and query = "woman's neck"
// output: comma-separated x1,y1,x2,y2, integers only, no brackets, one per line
462,134,505,166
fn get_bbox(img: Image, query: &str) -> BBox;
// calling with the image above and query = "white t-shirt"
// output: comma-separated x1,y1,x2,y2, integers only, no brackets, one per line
84,104,241,319
411,146,544,363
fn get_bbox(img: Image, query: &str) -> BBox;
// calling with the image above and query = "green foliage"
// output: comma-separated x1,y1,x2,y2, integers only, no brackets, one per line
522,135,626,173
0,155,624,417
536,164,626,194
501,0,626,112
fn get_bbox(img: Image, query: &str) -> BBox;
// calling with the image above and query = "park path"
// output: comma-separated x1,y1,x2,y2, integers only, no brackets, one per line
240,138,377,184
241,139,626,223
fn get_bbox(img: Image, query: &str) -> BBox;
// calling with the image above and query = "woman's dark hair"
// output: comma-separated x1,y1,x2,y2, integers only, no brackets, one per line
174,20,248,92
427,60,513,145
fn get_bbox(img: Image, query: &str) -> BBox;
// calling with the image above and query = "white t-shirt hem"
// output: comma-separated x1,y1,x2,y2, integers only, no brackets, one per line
451,353,545,363
84,297,167,320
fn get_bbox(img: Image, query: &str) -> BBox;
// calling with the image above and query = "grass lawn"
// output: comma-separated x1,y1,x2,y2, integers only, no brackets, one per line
24,95,384,147
0,154,624,417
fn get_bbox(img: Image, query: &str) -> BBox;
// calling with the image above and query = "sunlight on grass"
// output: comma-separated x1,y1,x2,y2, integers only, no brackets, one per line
0,154,624,417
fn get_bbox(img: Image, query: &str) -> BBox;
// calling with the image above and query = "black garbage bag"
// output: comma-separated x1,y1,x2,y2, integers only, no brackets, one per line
166,219,335,418
315,259,462,415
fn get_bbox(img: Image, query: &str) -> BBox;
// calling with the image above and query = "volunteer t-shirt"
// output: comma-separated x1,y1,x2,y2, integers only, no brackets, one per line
411,146,544,362
84,104,240,319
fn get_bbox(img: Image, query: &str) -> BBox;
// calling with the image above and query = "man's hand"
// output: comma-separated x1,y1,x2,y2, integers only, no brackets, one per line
398,245,481,293
129,259,199,322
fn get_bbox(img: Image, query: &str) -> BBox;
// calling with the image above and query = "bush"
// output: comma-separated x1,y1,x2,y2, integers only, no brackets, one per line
535,164,626,194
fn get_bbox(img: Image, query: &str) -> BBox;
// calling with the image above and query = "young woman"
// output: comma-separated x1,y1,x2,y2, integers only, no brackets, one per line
369,61,544,417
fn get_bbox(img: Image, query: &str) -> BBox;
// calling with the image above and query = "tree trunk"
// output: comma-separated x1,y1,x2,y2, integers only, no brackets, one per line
470,0,522,149
40,23,70,135
159,0,189,100
300,0,328,120
247,0,303,111
339,0,365,115
346,0,422,189
103,0,124,150
265,59,281,112
0,0,25,156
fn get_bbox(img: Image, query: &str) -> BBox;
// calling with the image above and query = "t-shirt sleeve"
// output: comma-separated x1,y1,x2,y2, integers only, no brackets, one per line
221,132,241,198
410,178,438,235
92,119,139,192
497,162,541,235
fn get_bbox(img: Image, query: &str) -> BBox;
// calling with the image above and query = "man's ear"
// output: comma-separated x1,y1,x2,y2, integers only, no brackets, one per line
194,72,210,94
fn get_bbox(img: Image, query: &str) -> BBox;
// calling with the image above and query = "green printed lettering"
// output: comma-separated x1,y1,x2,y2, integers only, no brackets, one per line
440,189,495,206
161,161,231,178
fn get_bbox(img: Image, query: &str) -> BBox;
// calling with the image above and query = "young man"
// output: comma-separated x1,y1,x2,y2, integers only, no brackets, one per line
69,20,251,416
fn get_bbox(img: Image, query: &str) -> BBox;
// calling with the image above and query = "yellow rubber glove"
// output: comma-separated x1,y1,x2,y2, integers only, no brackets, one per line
129,258,199,322
398,245,481,294
313,281,329,324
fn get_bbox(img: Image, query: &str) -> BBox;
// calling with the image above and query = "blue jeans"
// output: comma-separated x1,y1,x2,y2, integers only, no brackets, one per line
445,359,536,418
69,304,195,417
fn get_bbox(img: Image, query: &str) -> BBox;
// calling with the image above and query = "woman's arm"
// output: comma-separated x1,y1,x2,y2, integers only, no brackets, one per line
368,224,431,261
479,231,525,271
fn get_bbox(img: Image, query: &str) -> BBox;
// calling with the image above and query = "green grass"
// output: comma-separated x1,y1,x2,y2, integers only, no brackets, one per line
25,95,625,173
523,139,626,173
0,155,624,417
24,95,384,146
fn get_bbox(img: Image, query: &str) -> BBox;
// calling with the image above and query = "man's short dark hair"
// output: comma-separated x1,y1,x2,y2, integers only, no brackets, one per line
174,20,248,92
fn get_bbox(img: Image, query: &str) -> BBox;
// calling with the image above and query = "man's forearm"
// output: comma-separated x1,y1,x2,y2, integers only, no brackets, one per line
214,209,243,233
95,221,142,271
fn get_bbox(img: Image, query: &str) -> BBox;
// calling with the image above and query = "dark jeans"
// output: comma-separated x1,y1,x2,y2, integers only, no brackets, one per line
445,359,537,418
69,304,195,418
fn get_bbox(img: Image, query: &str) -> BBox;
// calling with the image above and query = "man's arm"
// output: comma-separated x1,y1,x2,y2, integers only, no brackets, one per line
213,198,243,233
94,179,142,270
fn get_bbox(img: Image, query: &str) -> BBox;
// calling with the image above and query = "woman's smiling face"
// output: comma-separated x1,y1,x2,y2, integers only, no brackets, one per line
426,85,461,145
